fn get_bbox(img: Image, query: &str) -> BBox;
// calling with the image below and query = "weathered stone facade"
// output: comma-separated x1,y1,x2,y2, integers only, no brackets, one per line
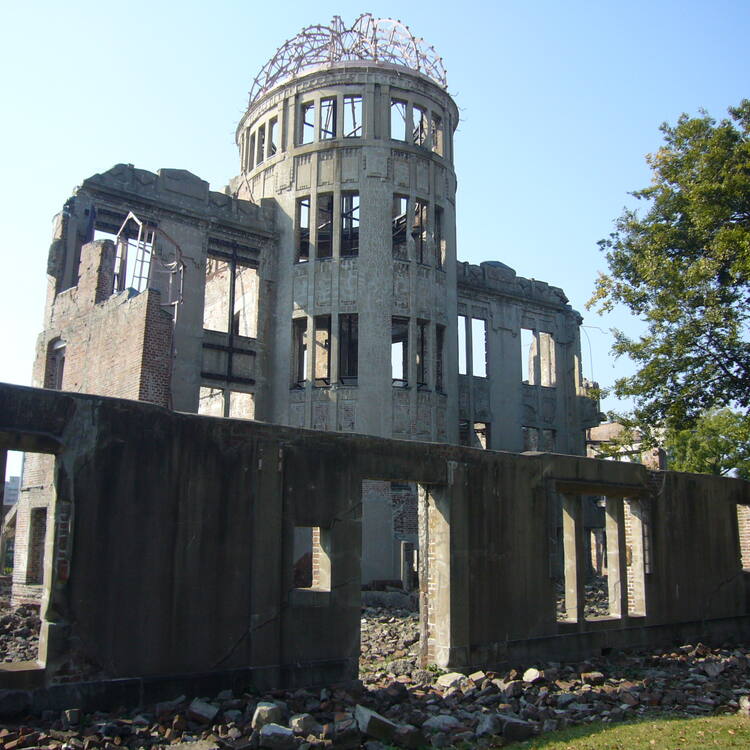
9,17,601,603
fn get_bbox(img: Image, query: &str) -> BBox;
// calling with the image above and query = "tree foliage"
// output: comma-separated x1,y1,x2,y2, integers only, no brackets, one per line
589,101,750,428
666,408,750,479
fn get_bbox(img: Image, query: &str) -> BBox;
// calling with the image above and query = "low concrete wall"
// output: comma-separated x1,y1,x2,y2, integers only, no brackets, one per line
0,382,749,701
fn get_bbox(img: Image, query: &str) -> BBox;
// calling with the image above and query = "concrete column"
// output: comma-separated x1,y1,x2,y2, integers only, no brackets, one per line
605,496,628,618
562,494,585,625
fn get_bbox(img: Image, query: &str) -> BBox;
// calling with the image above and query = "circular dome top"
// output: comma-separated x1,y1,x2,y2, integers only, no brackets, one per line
248,14,448,105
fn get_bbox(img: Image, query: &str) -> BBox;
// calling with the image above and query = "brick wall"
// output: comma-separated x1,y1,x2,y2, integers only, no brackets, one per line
738,505,750,570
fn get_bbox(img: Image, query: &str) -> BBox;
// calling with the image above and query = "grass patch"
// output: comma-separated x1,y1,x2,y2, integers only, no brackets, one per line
508,714,750,749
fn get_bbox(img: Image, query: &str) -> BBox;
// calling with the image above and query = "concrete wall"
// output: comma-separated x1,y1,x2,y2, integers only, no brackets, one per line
1,383,749,697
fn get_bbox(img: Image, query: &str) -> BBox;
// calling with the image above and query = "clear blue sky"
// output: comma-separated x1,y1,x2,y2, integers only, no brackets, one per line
1,0,748,474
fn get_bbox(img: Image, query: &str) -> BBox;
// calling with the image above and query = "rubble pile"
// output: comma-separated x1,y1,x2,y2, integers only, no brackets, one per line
0,601,40,663
555,576,611,621
2,608,750,748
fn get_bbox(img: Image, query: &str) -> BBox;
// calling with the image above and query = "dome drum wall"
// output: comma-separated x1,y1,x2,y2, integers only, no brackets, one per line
234,64,459,444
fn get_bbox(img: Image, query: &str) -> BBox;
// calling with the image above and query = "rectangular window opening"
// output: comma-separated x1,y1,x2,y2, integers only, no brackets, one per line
522,426,539,451
413,105,428,146
521,327,536,384
343,94,362,137
434,205,445,269
392,195,408,258
431,113,444,155
474,422,490,450
339,313,358,384
248,132,255,170
314,315,331,386
340,192,360,257
458,315,467,375
203,257,232,333
228,390,255,420
198,386,226,418
113,227,155,293
232,263,259,339
268,117,278,157
292,318,308,387
413,199,428,264
391,317,409,386
471,318,487,377
435,324,445,392
293,526,331,591
390,98,407,141
320,98,336,139
296,197,310,262
316,193,333,259
256,125,266,165
301,101,315,145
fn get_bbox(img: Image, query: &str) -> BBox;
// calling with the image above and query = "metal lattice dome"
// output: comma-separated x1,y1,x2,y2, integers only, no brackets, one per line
248,14,448,105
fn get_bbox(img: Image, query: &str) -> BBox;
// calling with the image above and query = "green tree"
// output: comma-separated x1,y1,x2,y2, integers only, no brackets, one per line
589,101,750,428
666,408,750,479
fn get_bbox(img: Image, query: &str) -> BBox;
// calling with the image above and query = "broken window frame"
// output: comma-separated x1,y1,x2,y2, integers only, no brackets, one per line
413,104,428,147
413,199,428,264
474,422,490,449
390,98,407,141
431,113,444,156
392,195,408,258
316,193,333,259
319,97,337,140
340,192,360,257
300,101,315,145
391,317,409,387
343,94,362,137
113,215,156,293
296,197,310,262
313,315,331,387
292,317,308,387
339,313,358,384
268,117,278,157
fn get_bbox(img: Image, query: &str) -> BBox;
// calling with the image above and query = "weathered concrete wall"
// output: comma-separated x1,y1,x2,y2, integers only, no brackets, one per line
1,384,748,697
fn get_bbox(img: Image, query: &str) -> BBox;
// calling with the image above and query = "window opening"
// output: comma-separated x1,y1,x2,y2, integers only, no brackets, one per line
203,249,259,338
413,105,428,146
459,420,470,446
293,526,331,591
268,118,278,157
391,317,409,386
44,339,66,390
232,263,259,338
458,315,467,375
413,199,428,264
522,426,539,451
316,193,333,259
198,386,226,417
292,318,308,386
256,125,266,165
416,320,428,388
390,98,407,141
471,318,487,377
340,192,360,257
114,220,155,293
431,113,444,155
339,313,358,384
301,101,315,144
343,94,362,137
229,391,255,419
474,422,490,449
434,205,445,269
314,315,331,386
203,258,232,332
296,197,310,262
521,328,535,384
320,98,336,139
541,429,556,452
248,132,256,170
392,195,408,258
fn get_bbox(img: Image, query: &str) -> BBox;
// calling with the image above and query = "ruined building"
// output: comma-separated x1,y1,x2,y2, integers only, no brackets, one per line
9,15,600,604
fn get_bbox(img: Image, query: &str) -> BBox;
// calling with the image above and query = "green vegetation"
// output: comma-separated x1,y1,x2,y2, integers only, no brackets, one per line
589,101,750,430
508,714,750,749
